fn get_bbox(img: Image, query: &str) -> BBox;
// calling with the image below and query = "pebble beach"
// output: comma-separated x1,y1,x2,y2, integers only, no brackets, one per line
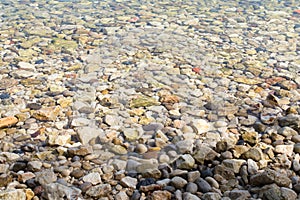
0,0,300,199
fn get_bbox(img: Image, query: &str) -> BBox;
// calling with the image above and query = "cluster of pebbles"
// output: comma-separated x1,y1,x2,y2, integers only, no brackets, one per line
0,0,300,199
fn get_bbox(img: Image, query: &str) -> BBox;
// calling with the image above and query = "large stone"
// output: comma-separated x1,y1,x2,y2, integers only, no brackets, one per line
176,139,194,154
193,144,218,165
0,189,26,200
120,176,138,188
0,116,18,129
274,145,294,156
86,184,112,198
222,159,246,173
32,106,61,121
35,170,57,185
42,183,81,200
195,178,212,193
148,190,171,200
77,127,104,145
82,172,102,185
176,154,195,170
250,169,291,187
228,189,251,200
191,119,211,134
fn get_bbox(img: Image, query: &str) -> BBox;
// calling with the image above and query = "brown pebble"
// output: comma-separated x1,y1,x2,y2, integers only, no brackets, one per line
70,169,85,179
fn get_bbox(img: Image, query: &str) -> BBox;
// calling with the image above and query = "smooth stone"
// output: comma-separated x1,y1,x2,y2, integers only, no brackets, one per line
278,127,298,137
205,177,219,189
186,182,198,194
195,178,212,193
188,171,201,182
171,176,188,189
183,192,201,200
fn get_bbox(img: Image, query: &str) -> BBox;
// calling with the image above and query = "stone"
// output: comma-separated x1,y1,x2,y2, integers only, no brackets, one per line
186,182,198,194
25,189,34,200
201,192,221,200
195,178,212,193
214,165,235,180
281,187,297,200
0,189,26,200
86,184,111,198
193,144,218,165
115,191,129,200
241,147,263,161
191,119,211,134
42,183,81,200
247,159,259,175
183,192,201,200
176,154,195,169
82,172,102,185
77,127,104,145
250,169,291,187
18,62,35,70
171,176,188,189
147,190,171,200
176,139,194,154
35,169,57,185
274,144,294,157
241,130,258,145
120,176,138,188
32,106,61,121
68,146,93,156
48,133,71,146
278,127,298,137
0,116,18,128
222,159,246,173
129,95,160,108
123,128,140,141
27,161,43,172
228,189,251,200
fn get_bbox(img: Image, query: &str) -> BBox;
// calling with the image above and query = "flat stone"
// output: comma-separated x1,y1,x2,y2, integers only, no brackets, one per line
201,192,221,200
43,183,81,200
27,161,43,172
222,159,246,173
32,106,61,121
0,116,18,129
77,127,104,145
278,127,298,137
68,146,93,156
171,176,188,189
86,184,111,198
193,144,218,165
120,176,138,188
228,189,251,200
35,169,57,185
183,192,202,200
148,190,171,200
274,144,294,156
191,119,211,134
176,139,194,154
82,172,102,185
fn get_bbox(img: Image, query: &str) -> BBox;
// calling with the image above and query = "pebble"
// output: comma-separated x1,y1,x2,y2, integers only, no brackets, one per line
171,176,188,189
